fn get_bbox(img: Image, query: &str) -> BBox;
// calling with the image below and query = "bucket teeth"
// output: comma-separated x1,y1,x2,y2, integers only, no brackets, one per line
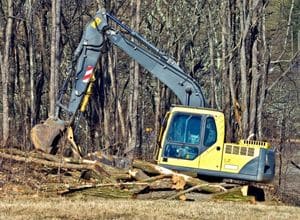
30,118,65,153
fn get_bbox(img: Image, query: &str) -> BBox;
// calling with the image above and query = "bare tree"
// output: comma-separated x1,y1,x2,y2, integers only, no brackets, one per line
26,0,37,127
49,0,61,117
126,0,141,158
1,0,13,146
207,2,217,108
107,49,126,143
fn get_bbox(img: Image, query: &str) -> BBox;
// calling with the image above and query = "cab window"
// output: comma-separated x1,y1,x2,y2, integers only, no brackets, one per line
203,117,217,147
163,144,199,160
166,114,202,145
163,113,201,160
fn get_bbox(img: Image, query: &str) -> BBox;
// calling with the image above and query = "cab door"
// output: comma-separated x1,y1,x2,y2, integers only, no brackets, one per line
158,113,202,169
198,114,225,171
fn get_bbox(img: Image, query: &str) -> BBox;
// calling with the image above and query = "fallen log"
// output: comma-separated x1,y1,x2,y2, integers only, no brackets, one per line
138,174,172,183
133,160,225,193
134,191,177,200
0,148,61,162
129,168,150,181
63,186,134,198
148,178,174,190
63,156,130,181
0,150,113,182
61,182,151,198
167,183,227,200
133,159,161,175
0,151,92,171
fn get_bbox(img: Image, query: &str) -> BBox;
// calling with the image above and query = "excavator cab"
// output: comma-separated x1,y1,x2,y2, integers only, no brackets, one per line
157,106,275,182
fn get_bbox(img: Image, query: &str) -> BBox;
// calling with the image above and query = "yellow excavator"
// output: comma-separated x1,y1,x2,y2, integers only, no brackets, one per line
31,9,275,183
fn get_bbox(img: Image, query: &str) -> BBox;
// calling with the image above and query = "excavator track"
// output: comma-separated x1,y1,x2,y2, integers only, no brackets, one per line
223,179,276,202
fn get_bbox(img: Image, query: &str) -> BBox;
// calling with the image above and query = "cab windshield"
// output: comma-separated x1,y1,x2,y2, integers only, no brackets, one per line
163,113,202,160
166,114,202,145
163,113,218,160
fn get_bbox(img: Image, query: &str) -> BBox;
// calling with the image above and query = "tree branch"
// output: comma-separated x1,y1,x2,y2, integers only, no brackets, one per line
267,50,300,92
291,161,300,170
273,0,294,62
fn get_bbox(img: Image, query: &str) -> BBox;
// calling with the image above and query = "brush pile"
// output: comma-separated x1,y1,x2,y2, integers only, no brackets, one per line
0,147,265,202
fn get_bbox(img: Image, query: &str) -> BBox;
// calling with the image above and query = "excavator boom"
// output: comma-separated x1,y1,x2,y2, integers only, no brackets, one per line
31,9,206,153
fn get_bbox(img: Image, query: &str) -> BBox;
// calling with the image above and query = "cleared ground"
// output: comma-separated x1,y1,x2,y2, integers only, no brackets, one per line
0,197,299,220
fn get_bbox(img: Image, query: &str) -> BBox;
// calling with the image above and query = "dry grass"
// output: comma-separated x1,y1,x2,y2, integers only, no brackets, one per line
0,197,299,220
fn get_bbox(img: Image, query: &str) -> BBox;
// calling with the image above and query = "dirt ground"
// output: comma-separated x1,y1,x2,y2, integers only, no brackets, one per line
0,158,299,220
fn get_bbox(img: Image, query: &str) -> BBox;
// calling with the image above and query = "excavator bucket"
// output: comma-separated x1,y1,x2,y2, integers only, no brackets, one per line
30,118,66,154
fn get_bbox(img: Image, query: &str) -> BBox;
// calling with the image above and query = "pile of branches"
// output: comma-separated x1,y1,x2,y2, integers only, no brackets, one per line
0,147,256,202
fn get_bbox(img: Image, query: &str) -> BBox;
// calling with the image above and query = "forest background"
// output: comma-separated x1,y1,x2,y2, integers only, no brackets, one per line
0,0,299,203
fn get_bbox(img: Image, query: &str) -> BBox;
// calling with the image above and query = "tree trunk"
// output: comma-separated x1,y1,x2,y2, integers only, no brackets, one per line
228,0,241,140
127,0,141,158
49,0,61,117
103,55,111,148
36,9,48,120
107,50,126,143
278,116,286,187
220,0,232,141
249,38,260,137
257,10,269,139
27,0,37,127
207,5,216,108
240,36,249,138
1,0,13,146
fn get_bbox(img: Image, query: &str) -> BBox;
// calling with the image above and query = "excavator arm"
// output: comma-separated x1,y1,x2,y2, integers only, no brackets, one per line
107,31,206,107
60,10,206,116
31,9,206,153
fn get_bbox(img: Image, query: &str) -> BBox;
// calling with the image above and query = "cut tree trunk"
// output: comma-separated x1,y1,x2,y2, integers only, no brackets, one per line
133,160,225,193
129,168,150,181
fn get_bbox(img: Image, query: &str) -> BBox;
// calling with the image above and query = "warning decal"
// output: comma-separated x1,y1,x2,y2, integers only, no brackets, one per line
83,66,93,83
91,17,101,29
